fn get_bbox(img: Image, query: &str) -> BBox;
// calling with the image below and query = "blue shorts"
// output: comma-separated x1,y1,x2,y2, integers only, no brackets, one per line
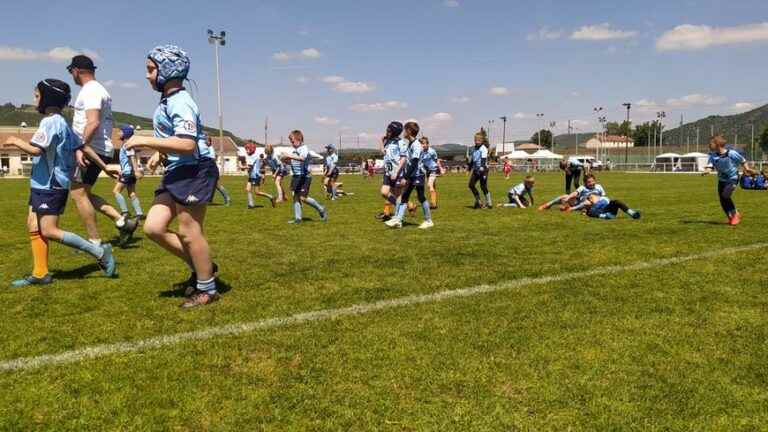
29,188,69,216
155,158,219,206
291,175,312,197
408,176,425,186
249,176,262,186
326,168,340,179
119,174,137,185
275,168,289,177
383,173,404,187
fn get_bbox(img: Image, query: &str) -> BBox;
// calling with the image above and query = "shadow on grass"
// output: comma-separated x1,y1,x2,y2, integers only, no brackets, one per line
158,277,233,298
680,219,726,226
51,263,103,279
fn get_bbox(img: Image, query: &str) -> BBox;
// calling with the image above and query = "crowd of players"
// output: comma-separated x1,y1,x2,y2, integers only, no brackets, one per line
3,45,754,308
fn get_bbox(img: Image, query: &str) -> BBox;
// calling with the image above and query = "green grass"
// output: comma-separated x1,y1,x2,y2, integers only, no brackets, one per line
0,172,766,431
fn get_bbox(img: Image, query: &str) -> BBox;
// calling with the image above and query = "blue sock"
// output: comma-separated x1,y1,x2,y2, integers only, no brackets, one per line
396,203,407,219
61,231,104,259
387,195,398,206
247,192,254,207
599,213,616,220
546,197,561,207
502,203,518,208
332,186,337,198
196,277,217,294
485,192,492,206
305,197,325,215
131,196,143,216
217,185,230,202
293,202,302,220
114,193,128,214
421,201,432,221
627,209,637,217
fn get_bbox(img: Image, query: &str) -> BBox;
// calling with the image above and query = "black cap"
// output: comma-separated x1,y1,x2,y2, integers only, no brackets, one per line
66,55,97,72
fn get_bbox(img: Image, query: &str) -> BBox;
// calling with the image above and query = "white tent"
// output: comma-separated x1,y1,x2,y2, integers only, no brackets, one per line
681,152,709,172
655,153,682,172
530,149,564,160
499,150,532,160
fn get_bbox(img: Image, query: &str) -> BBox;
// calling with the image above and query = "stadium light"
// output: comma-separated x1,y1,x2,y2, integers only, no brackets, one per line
656,111,666,153
499,116,507,152
622,102,631,164
208,29,227,161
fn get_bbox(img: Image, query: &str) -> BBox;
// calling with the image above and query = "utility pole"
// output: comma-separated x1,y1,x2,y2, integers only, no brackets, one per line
207,29,227,160
751,124,755,159
535,113,544,148
622,102,631,164
657,111,666,154
499,116,507,153
549,121,556,151
264,116,268,146
696,127,700,153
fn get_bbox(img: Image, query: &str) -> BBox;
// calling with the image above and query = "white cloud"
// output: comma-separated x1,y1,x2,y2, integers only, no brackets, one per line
571,120,590,128
103,80,115,87
489,86,510,96
315,116,340,126
666,94,725,108
334,80,375,93
570,91,582,97
430,112,453,122
296,76,309,84
527,27,564,41
298,29,310,36
731,102,756,112
513,112,530,119
350,101,408,112
0,46,100,62
272,48,322,61
451,96,471,103
103,80,138,89
571,23,637,41
656,23,768,52
443,0,459,7
321,75,345,83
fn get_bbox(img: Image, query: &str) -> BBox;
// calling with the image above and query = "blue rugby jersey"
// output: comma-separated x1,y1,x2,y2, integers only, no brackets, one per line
29,114,81,190
708,150,745,183
152,89,212,171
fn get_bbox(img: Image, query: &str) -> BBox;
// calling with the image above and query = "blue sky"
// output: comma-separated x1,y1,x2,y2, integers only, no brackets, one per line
3,0,768,148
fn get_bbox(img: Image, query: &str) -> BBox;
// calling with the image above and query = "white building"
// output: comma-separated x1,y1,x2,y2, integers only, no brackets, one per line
585,135,634,149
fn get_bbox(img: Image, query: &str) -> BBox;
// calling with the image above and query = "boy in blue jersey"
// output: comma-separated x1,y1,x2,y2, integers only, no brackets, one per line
498,176,535,208
6,79,116,287
265,144,288,202
282,130,328,224
377,121,407,221
420,136,443,209
238,143,276,209
703,134,755,225
323,144,340,200
468,132,492,208
578,194,641,220
112,125,144,227
538,174,605,211
205,136,231,206
386,122,433,229
124,45,220,308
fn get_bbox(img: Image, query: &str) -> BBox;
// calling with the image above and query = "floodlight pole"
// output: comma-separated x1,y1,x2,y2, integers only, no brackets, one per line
208,29,227,159
499,116,507,153
622,103,631,164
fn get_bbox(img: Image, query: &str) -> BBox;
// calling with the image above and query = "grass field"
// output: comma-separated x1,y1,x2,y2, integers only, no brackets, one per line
0,172,766,431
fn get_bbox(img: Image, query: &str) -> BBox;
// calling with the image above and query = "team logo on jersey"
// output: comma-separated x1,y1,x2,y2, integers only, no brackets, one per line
38,203,50,210
182,120,196,133
32,130,48,145
185,195,199,204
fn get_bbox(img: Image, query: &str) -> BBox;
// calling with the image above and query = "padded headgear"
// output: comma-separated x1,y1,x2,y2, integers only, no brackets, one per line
147,45,190,92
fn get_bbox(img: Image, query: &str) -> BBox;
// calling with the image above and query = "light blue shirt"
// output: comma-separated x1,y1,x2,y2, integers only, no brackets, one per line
383,138,406,177
152,89,213,171
325,153,338,170
29,114,81,190
421,147,439,172
119,147,134,176
568,157,583,168
471,145,488,171
708,150,745,183
246,153,263,179
406,139,423,178
266,154,286,173
576,184,605,203
290,145,311,176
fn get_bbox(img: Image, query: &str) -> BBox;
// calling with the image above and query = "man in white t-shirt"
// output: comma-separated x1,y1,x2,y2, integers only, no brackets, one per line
67,55,137,247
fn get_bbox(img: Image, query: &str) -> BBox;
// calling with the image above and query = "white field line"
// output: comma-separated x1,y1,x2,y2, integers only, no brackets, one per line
1,243,766,373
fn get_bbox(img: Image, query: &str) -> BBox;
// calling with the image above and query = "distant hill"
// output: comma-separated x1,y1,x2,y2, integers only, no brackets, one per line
0,103,244,145
663,103,768,146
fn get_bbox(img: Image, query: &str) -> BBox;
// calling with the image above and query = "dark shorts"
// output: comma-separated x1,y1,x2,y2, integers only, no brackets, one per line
249,176,263,186
507,193,529,206
72,154,116,186
408,176,425,186
470,170,488,182
426,169,439,177
383,173,404,187
119,174,137,185
29,188,69,216
275,168,289,177
326,168,340,180
291,175,312,197
155,158,220,206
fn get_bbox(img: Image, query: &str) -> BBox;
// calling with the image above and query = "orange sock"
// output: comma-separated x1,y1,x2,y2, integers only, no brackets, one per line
430,191,438,208
30,231,49,278
384,202,392,216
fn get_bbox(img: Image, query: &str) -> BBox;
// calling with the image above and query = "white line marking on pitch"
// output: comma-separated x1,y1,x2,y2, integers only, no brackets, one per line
2,243,765,373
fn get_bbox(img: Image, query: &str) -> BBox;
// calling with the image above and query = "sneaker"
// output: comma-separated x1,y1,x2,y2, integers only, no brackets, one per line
473,202,482,209
729,212,742,226
136,214,146,222
270,197,277,208
98,244,117,277
418,220,434,230
247,205,256,210
118,217,139,247
320,209,329,222
631,210,641,220
288,219,302,224
181,290,221,309
11,273,52,288
385,217,402,228
375,212,387,220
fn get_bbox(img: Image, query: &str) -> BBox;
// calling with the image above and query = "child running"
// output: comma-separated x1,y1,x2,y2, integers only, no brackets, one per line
420,136,443,209
497,176,535,208
125,45,220,308
264,144,288,202
113,125,144,224
386,122,433,229
323,144,340,200
377,121,407,221
283,130,328,224
703,134,755,225
7,79,116,287
240,143,276,209
468,131,492,208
